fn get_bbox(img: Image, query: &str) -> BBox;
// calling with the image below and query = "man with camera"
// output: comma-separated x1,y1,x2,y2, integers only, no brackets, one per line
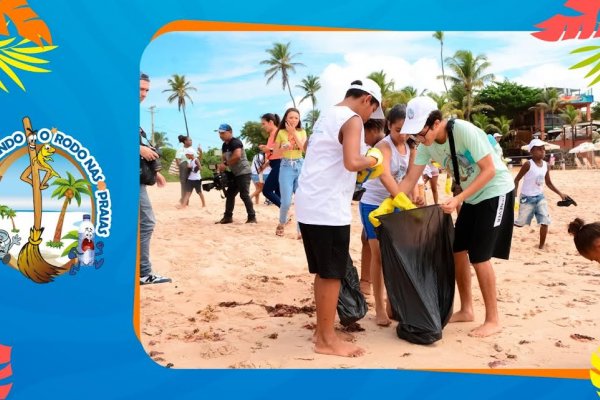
216,123,257,224
139,73,171,285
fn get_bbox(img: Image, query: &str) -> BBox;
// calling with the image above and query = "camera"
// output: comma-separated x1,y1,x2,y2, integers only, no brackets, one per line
202,164,230,195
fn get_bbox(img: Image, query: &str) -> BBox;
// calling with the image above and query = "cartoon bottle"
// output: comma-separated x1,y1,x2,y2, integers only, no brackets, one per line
78,214,95,267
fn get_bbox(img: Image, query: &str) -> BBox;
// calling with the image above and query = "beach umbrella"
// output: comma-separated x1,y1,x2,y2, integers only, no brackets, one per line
520,142,560,151
569,142,596,153
17,117,66,283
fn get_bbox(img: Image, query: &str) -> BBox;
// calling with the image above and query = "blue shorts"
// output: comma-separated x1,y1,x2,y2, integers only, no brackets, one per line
251,173,269,184
515,194,551,226
359,201,399,240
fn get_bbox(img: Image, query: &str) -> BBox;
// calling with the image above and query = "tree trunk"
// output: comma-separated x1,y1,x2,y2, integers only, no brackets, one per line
440,45,448,93
182,106,190,137
53,197,69,243
287,81,297,108
10,216,16,231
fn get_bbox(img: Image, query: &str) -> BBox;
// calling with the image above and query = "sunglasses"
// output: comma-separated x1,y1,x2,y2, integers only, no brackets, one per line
414,125,430,142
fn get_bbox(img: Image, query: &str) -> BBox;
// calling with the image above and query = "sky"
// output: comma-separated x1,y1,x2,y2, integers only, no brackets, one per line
139,31,598,151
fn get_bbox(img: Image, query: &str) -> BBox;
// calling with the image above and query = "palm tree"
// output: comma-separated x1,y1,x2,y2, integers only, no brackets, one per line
151,131,171,149
261,42,305,108
433,31,449,93
428,92,458,118
296,75,321,113
163,74,196,137
560,105,581,148
303,109,320,132
49,172,93,244
471,113,493,132
5,207,17,232
535,88,563,137
367,70,396,111
0,205,8,226
443,50,495,121
490,115,513,137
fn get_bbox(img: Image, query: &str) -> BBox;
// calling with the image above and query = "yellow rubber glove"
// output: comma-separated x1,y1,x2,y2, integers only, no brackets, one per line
368,198,395,227
514,200,519,212
392,192,416,211
357,147,385,183
445,176,452,195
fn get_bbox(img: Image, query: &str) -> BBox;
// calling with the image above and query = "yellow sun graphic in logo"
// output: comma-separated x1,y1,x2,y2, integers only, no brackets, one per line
592,346,600,397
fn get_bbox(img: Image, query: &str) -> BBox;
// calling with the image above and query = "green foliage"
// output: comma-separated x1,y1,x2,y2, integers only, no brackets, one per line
570,45,600,87
477,81,542,120
46,240,63,248
240,121,268,151
592,102,600,120
163,74,196,136
471,113,492,132
60,230,78,257
152,131,171,148
200,147,224,178
261,42,305,108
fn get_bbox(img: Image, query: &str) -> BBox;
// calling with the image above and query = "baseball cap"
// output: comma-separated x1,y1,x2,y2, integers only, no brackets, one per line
400,96,438,134
527,138,547,152
493,133,502,138
216,123,232,132
348,79,384,119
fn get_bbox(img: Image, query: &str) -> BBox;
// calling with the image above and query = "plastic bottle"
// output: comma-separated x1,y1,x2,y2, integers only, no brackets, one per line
78,214,95,267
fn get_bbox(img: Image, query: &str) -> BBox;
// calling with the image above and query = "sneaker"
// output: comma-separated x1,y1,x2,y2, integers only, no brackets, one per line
140,274,172,285
246,216,257,223
216,216,233,224
264,200,273,205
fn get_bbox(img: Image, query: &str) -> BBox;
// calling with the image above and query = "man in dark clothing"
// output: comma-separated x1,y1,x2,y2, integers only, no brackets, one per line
216,123,257,224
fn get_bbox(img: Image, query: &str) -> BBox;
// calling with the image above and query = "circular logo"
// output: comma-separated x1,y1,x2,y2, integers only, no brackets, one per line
407,108,415,119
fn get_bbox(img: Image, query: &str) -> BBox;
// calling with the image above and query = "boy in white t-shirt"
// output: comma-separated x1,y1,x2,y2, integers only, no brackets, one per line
514,139,570,249
295,79,384,358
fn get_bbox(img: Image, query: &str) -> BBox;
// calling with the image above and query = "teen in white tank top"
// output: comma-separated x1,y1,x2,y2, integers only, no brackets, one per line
521,159,547,197
361,135,410,206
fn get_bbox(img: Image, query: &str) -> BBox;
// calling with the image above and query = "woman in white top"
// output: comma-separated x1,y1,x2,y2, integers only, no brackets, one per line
176,147,206,208
175,135,194,206
358,104,416,326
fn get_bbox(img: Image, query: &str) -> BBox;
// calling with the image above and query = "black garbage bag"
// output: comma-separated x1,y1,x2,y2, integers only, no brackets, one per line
376,205,455,344
337,257,368,326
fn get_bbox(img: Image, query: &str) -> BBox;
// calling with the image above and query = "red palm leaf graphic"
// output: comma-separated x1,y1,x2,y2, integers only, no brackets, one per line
0,0,52,46
532,0,600,41
0,345,12,400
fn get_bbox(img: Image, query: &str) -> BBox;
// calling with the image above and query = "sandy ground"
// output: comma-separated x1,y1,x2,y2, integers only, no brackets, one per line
140,169,600,369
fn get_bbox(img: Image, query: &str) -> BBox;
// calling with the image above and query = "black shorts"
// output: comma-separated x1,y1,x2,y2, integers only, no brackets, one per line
298,223,350,279
454,191,514,264
186,179,202,194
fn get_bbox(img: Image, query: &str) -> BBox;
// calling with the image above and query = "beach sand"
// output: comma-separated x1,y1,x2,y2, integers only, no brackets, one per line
140,169,600,369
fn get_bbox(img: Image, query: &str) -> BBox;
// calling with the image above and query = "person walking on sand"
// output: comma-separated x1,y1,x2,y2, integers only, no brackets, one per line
394,96,515,337
250,151,271,204
295,78,385,357
514,138,570,249
176,147,206,209
175,135,194,206
258,113,282,207
274,108,307,238
568,218,600,264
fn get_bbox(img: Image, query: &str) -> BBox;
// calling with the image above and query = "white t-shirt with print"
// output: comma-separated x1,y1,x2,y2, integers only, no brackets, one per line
415,119,514,204
296,106,367,226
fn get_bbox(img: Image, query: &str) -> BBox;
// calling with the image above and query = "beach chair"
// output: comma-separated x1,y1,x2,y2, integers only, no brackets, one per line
574,157,586,169
583,158,595,169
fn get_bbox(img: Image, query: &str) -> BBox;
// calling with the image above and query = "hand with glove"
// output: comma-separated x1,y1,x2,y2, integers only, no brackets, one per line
445,175,452,195
391,192,416,211
357,147,384,184
368,198,395,227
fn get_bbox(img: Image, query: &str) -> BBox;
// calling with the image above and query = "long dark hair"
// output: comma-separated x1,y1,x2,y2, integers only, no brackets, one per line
568,218,600,256
261,113,281,127
278,108,302,130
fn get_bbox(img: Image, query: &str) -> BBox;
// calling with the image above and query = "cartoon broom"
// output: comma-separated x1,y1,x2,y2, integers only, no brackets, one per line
17,117,65,283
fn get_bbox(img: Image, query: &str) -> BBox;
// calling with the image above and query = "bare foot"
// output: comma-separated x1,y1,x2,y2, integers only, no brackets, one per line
386,299,394,320
359,280,371,296
449,310,474,323
468,322,501,337
376,314,392,327
314,338,365,357
312,329,354,343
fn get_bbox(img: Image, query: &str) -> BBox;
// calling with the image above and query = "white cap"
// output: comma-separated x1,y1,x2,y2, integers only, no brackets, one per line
348,78,384,119
527,138,547,152
184,147,195,155
493,133,502,138
400,96,438,134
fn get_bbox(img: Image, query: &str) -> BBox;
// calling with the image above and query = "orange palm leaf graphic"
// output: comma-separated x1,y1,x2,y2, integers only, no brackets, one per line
0,0,52,47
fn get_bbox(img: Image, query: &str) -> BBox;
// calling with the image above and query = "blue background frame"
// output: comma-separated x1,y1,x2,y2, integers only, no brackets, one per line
0,0,597,398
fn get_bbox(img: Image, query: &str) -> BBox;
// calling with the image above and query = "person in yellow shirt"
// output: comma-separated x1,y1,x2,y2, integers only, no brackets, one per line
275,108,307,237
